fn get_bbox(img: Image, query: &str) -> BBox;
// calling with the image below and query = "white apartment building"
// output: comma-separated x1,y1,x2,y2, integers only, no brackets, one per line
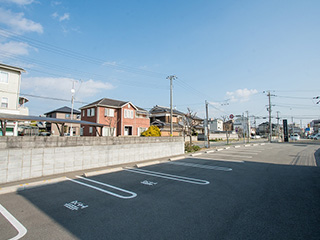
0,63,29,136
209,118,223,132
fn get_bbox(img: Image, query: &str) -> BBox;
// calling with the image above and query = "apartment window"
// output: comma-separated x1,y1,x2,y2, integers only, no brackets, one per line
0,72,8,83
124,109,134,119
105,108,114,117
1,97,8,108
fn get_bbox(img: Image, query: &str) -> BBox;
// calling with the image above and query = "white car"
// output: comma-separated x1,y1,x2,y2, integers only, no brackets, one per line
313,133,320,140
290,133,300,141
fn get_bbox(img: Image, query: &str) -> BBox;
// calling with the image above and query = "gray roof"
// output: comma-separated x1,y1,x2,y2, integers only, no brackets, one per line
80,98,131,109
150,105,185,116
0,63,26,73
44,106,81,115
80,98,148,113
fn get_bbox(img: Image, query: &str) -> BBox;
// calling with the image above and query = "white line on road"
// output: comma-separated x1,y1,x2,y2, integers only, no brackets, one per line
124,168,210,185
0,204,27,240
189,156,245,163
166,161,232,171
208,153,253,158
223,151,259,155
67,177,137,199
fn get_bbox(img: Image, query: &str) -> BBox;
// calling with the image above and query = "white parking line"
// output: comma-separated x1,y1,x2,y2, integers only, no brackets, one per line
0,204,27,240
124,168,209,185
190,156,245,163
223,151,259,155
166,161,232,171
208,153,253,158
67,177,137,199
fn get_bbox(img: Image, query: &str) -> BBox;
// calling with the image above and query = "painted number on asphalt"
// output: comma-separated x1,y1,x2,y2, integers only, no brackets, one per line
64,200,88,211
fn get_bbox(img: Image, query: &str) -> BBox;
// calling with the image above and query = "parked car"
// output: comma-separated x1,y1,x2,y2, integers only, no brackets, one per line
313,133,320,140
290,133,300,141
251,135,261,139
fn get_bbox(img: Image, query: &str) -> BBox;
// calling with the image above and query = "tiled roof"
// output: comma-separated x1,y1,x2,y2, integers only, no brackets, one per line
44,106,81,115
150,105,185,115
80,98,130,109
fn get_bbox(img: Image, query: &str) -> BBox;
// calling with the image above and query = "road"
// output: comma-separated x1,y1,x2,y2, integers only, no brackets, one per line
0,142,319,240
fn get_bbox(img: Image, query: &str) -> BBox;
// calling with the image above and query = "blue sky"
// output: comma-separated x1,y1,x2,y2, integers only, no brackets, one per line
0,0,319,127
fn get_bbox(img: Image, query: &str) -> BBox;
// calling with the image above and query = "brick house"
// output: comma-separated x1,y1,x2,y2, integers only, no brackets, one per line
80,98,150,136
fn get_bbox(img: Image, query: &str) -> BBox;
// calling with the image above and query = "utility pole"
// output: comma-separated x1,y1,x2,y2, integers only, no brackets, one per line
70,80,75,136
167,75,177,136
276,111,280,141
246,111,250,142
264,90,274,143
205,100,210,148
242,113,245,143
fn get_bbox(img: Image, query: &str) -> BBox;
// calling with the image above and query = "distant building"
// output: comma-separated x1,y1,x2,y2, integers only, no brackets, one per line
80,98,150,136
149,105,185,136
209,119,223,132
44,106,81,136
0,63,29,136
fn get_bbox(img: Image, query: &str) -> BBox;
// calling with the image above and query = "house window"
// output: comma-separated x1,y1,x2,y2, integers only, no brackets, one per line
105,108,114,117
1,97,8,108
0,72,8,83
65,114,70,118
89,127,93,134
124,109,133,119
87,108,95,117
82,110,85,117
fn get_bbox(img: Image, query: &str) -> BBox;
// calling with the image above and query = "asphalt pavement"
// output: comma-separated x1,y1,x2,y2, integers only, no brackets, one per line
0,142,319,240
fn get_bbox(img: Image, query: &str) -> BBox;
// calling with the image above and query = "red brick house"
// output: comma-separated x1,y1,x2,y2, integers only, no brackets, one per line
80,98,150,136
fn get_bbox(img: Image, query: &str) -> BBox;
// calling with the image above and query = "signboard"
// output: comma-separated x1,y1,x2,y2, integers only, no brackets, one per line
283,119,288,142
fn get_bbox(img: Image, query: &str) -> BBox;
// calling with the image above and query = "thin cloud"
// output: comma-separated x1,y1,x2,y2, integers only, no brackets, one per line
226,88,258,102
0,8,43,33
52,12,70,22
0,0,35,5
0,41,32,56
21,77,114,100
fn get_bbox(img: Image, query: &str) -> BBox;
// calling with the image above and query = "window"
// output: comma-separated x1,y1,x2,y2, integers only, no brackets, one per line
87,108,95,117
89,127,93,134
65,114,70,118
103,127,116,136
82,110,85,117
1,97,8,108
0,72,8,83
124,109,134,119
105,108,114,117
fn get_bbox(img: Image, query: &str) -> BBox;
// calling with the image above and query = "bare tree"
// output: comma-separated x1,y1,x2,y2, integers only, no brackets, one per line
183,108,200,145
105,116,120,136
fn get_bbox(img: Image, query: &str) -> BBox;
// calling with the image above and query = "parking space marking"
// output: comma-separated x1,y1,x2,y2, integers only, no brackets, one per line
190,156,245,163
166,161,232,171
124,168,209,185
223,151,259,155
0,204,27,240
208,153,253,158
67,177,137,199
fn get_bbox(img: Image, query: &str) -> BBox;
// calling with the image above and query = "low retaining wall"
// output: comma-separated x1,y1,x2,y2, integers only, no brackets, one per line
0,136,184,184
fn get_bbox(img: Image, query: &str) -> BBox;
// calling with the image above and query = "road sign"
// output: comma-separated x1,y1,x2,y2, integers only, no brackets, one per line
229,114,234,119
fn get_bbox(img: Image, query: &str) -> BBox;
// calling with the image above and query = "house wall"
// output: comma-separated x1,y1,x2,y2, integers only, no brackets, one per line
81,107,98,136
0,136,184,184
47,112,81,136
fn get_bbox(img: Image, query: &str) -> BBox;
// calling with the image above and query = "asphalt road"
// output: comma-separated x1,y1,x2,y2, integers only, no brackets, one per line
0,142,319,240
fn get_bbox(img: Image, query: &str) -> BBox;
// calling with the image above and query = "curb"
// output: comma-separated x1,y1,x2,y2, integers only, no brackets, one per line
0,177,67,195
84,167,124,177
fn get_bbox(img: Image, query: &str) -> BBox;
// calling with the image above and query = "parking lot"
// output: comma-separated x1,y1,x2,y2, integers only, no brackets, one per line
1,142,320,240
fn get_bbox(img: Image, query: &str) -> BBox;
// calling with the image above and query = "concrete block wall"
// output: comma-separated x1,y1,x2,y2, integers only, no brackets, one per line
0,136,184,184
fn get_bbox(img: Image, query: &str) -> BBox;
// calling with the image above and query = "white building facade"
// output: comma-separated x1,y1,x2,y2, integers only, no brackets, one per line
209,119,223,132
0,63,29,136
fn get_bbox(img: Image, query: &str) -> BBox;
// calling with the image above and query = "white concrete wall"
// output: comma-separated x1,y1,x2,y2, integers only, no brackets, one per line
0,136,184,184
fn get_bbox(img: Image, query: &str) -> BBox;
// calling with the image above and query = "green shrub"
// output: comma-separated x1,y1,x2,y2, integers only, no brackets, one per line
185,142,201,152
141,125,161,137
